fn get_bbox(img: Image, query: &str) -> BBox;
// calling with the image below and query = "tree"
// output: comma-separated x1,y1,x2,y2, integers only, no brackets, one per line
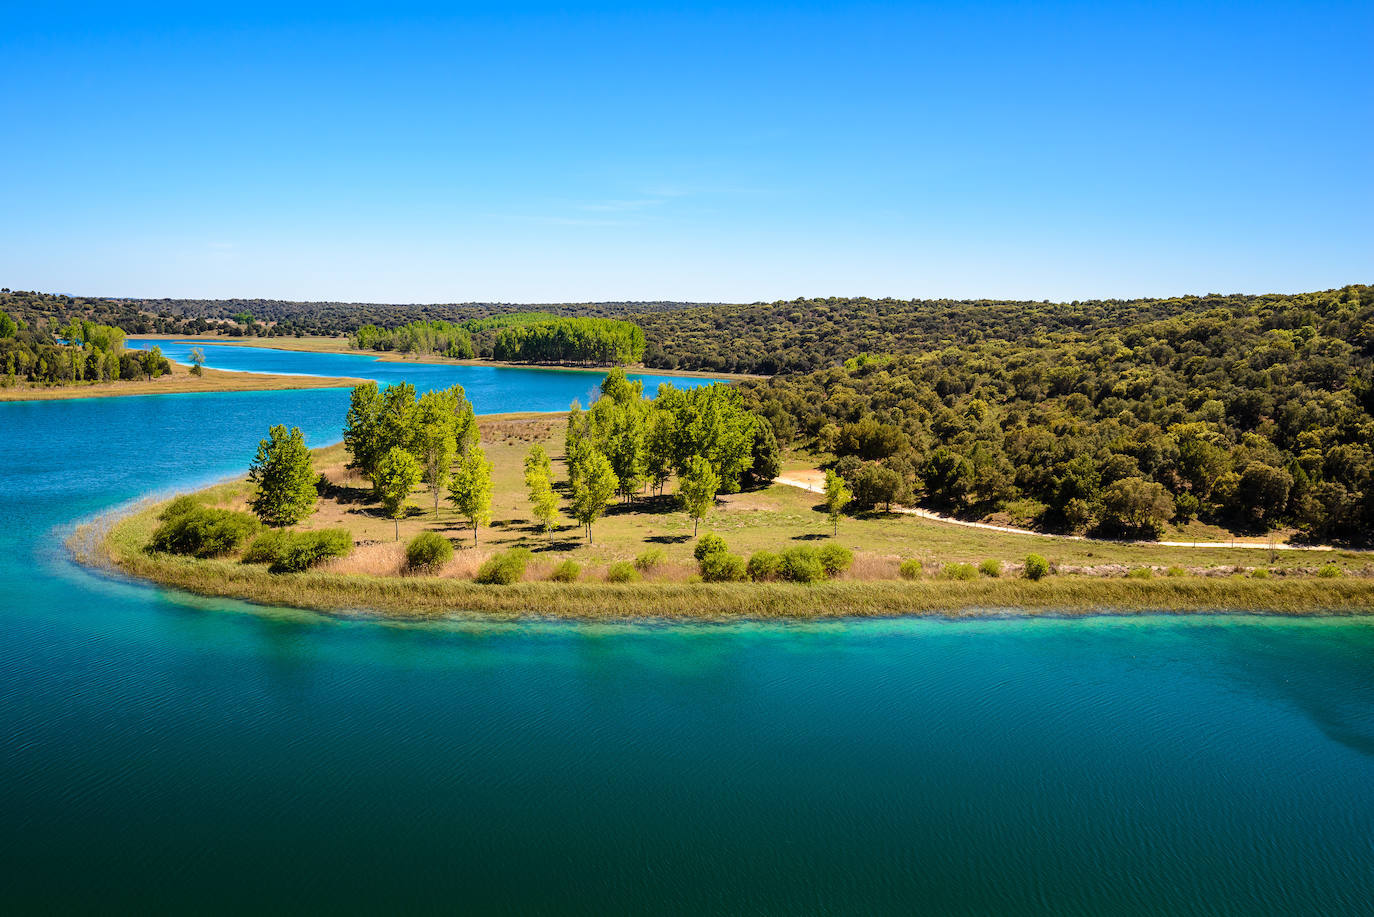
1100,477,1175,537
1235,462,1293,527
678,454,720,536
412,388,459,515
0,310,16,338
851,463,905,511
525,446,562,539
745,417,781,488
343,382,384,479
247,425,317,527
570,450,618,543
375,446,421,541
188,347,206,376
824,469,852,536
449,444,493,543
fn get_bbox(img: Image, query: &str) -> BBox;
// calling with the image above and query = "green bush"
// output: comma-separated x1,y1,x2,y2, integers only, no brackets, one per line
405,531,453,572
606,560,641,583
1126,566,1153,579
1318,563,1342,578
747,550,780,581
978,558,1002,578
634,548,665,572
778,545,825,583
942,562,977,581
701,552,747,582
693,533,728,562
475,548,532,585
1166,565,1186,577
1249,568,1270,579
159,494,205,521
242,528,352,573
550,559,581,582
899,559,924,580
1023,554,1050,581
818,543,854,577
151,507,260,558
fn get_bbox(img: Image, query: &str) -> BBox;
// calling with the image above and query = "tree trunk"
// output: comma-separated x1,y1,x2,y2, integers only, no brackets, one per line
394,517,399,541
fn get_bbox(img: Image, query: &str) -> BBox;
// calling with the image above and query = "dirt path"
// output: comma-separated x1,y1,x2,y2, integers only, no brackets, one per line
772,472,1337,553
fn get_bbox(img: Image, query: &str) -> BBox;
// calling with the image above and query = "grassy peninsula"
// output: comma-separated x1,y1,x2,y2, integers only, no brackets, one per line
92,410,1374,621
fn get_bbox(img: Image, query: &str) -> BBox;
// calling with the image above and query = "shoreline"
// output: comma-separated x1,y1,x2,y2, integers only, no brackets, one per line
85,496,1374,622
131,334,765,381
0,361,369,402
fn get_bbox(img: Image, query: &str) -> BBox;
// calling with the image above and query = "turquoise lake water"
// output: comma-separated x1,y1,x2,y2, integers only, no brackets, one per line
2,344,1373,913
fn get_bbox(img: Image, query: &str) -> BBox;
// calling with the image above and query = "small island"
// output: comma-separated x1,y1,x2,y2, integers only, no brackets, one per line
92,372,1374,620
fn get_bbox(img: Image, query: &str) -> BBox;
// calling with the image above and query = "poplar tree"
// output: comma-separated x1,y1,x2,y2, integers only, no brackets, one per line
449,443,494,544
375,446,421,541
570,450,618,544
678,454,719,536
248,425,317,527
824,469,853,537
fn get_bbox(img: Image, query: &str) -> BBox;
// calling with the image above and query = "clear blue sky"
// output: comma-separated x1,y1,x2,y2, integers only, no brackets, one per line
2,1,1370,303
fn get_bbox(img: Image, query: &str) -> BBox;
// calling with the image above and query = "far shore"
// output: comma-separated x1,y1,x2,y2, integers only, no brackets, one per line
0,361,369,402
130,333,766,381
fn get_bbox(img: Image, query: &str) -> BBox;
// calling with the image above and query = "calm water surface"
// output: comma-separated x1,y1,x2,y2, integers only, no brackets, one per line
1,346,1372,914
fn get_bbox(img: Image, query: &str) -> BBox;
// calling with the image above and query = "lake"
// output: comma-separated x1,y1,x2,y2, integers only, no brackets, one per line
1,344,1372,914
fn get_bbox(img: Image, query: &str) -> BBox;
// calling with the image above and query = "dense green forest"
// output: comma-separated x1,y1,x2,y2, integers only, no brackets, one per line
0,307,171,385
491,317,646,364
738,285,1374,544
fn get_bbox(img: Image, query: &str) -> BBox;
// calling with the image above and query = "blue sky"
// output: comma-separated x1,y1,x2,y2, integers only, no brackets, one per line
2,1,1370,303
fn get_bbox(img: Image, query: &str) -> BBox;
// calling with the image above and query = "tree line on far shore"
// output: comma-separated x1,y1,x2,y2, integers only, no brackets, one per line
350,313,646,366
0,310,172,386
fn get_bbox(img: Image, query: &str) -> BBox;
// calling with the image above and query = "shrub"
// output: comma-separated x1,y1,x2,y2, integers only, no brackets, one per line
475,548,532,585
1166,565,1186,577
1023,554,1050,581
1318,563,1342,578
151,507,260,558
899,559,923,580
942,562,977,581
701,552,747,582
1126,566,1153,579
606,560,641,583
159,494,205,521
634,548,665,572
550,559,581,582
693,533,728,562
746,550,780,581
818,543,854,577
1250,568,1270,579
978,558,1002,578
242,528,352,573
405,531,453,572
778,545,825,583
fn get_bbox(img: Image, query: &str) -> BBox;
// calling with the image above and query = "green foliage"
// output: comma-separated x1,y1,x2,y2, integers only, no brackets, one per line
1023,554,1050,581
412,386,469,513
0,310,17,338
1166,565,1187,577
1250,568,1270,579
569,448,618,543
159,494,206,521
745,418,781,487
405,532,453,572
678,454,720,535
449,443,494,542
550,559,582,582
978,558,1003,578
524,445,563,537
491,317,645,364
777,545,825,583
247,425,317,527
475,549,532,585
1100,478,1175,537
700,552,747,582
1126,566,1154,579
352,320,474,358
818,543,854,577
899,559,924,580
824,469,852,535
151,507,260,558
1318,563,1342,578
606,561,641,583
942,562,978,581
242,528,352,573
693,533,728,562
375,446,422,539
188,347,205,375
746,550,780,581
634,548,665,572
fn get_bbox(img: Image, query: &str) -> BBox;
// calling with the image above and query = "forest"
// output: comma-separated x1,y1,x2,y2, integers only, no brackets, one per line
737,285,1374,544
0,307,171,385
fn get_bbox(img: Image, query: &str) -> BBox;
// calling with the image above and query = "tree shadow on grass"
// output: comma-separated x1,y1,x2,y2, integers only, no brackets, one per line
791,533,829,541
645,534,692,545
